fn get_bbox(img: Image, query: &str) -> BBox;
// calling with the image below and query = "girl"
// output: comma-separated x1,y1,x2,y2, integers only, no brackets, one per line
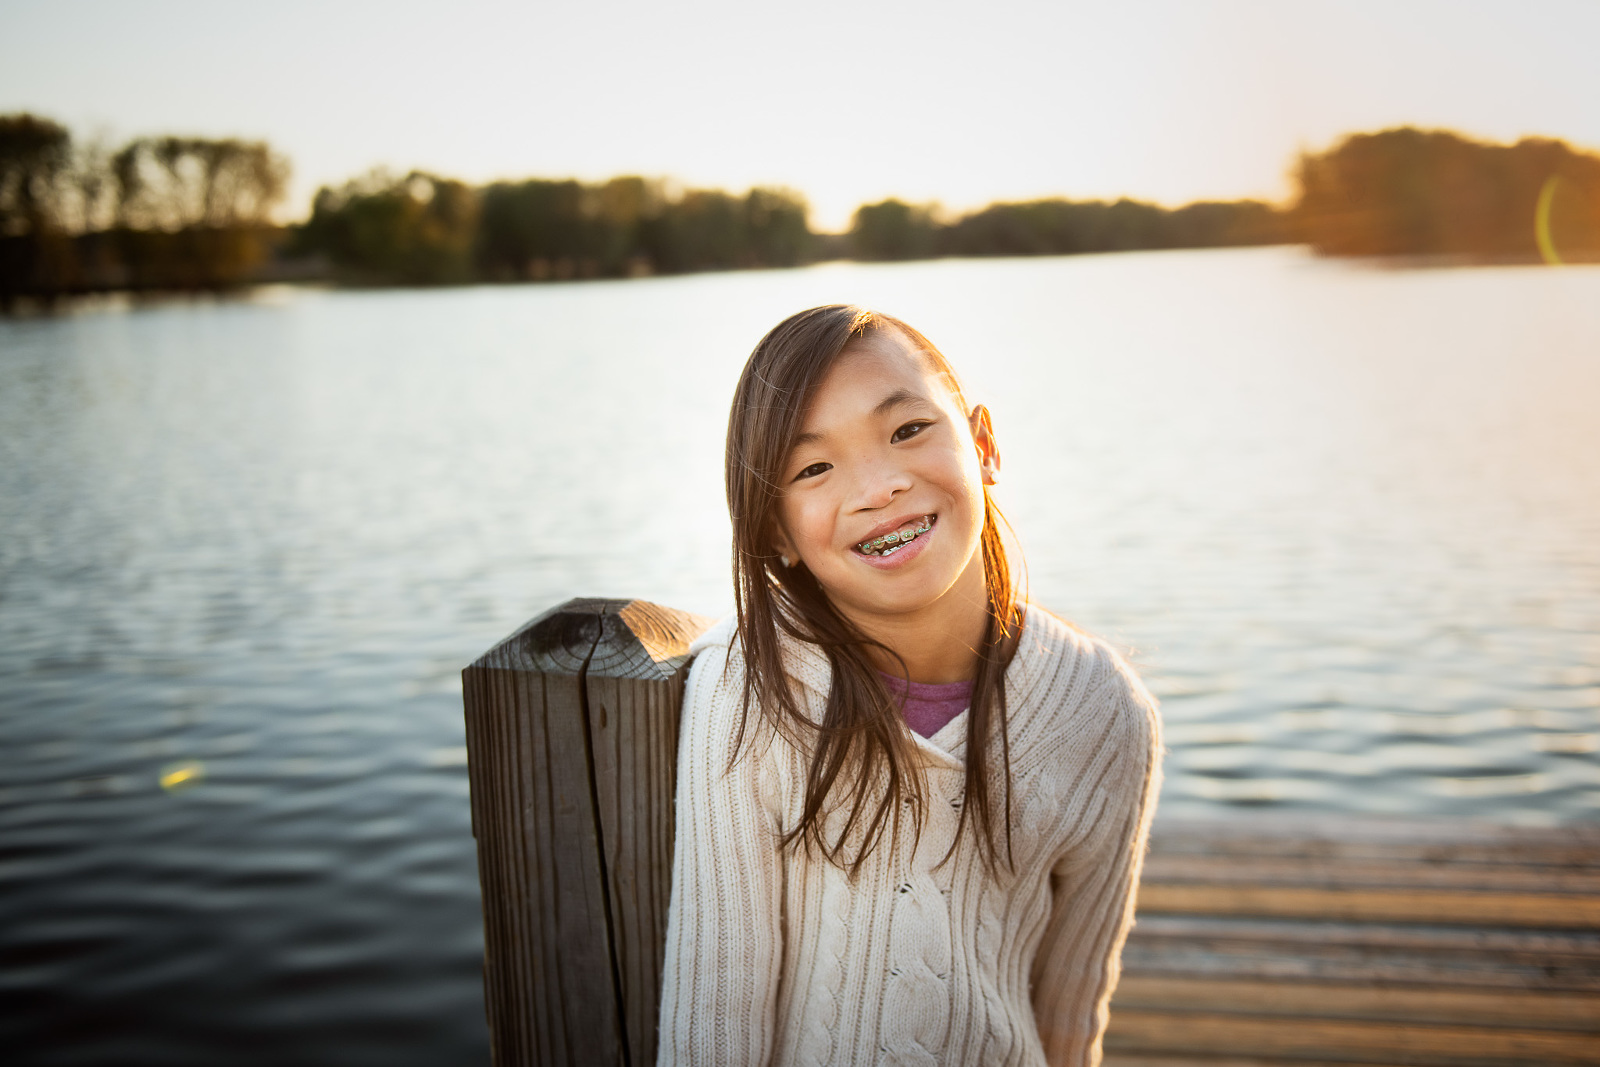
659,306,1162,1066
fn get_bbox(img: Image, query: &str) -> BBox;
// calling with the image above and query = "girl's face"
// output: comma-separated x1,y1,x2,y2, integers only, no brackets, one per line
771,327,999,625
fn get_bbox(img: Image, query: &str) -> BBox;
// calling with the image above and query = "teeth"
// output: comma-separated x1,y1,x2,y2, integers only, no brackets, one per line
858,516,934,554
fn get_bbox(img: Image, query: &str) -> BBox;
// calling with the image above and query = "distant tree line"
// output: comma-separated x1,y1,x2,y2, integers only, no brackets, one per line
295,171,812,285
848,196,1284,260
1293,127,1600,261
9,113,1600,310
1,113,288,308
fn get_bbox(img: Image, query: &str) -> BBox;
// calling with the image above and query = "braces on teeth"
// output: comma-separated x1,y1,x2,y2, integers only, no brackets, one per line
858,517,934,556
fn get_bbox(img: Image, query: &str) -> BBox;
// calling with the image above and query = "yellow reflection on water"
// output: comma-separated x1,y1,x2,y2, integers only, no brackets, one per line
159,761,205,792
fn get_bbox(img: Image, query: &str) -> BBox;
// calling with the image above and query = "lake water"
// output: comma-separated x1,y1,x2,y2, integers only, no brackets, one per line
2,247,1598,1063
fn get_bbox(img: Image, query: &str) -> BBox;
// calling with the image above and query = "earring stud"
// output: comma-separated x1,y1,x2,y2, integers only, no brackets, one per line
779,554,792,568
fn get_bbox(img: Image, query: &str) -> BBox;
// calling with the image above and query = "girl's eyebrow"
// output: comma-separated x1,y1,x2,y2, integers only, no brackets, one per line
872,388,925,416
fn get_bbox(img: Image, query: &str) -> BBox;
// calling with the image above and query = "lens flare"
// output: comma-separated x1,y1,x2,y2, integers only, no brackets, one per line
1535,175,1563,266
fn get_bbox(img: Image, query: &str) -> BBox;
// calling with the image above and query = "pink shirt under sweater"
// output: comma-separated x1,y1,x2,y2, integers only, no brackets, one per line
879,672,972,738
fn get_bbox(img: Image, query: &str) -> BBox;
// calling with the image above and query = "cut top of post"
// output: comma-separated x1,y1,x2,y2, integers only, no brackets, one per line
470,598,716,680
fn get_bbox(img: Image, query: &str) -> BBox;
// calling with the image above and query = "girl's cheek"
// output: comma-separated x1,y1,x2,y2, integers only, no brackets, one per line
800,510,831,552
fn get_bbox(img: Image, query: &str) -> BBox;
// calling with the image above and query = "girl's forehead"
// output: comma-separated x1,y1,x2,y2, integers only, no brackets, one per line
790,342,964,447
819,331,959,405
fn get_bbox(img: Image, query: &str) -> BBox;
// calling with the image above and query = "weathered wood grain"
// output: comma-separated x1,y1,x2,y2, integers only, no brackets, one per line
1147,816,1600,868
1108,818,1600,1065
1136,882,1600,928
1106,1058,1421,1067
1121,914,1600,991
463,598,711,1067
1104,1010,1600,1066
1142,854,1600,895
1111,976,1600,1030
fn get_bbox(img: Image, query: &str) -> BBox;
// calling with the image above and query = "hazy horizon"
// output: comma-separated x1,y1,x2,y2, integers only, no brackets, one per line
4,0,1599,230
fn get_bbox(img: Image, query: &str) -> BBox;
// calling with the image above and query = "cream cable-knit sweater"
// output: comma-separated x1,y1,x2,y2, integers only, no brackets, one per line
658,604,1162,1067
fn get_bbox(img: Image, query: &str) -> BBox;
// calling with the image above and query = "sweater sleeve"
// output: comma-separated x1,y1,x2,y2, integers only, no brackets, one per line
657,641,786,1066
1029,668,1163,1067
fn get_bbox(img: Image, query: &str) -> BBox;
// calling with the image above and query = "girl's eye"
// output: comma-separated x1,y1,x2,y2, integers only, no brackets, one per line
794,462,832,481
893,421,931,443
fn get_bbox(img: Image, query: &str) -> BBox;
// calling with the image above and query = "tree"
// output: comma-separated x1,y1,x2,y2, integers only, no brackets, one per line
105,135,289,287
302,170,480,284
743,187,810,267
851,199,938,260
0,113,71,236
111,136,287,231
0,114,75,303
1293,127,1600,259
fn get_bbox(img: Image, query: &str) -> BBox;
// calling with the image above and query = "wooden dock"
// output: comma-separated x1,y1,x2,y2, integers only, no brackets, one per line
1106,816,1600,1067
464,598,1600,1066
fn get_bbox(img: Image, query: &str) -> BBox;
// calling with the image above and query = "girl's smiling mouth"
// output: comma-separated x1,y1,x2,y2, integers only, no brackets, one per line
853,514,936,558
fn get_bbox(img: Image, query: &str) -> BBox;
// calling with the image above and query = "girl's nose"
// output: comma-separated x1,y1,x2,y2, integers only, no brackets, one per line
852,460,913,511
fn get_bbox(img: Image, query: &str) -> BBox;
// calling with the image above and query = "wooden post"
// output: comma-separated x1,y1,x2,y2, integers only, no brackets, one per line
462,597,713,1067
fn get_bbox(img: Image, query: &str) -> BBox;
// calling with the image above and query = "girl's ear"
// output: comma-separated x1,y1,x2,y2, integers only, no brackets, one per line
969,404,1001,486
770,523,799,570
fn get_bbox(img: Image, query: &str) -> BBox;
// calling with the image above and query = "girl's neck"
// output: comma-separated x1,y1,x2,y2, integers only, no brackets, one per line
851,553,990,685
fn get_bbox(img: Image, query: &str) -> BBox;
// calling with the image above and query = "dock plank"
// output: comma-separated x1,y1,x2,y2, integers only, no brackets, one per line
1143,855,1600,895
1106,1011,1600,1066
1121,915,1600,991
1112,977,1600,1030
1137,883,1600,927
1106,817,1600,1065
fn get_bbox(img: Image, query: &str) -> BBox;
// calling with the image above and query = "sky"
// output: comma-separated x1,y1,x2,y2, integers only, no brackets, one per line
3,0,1599,231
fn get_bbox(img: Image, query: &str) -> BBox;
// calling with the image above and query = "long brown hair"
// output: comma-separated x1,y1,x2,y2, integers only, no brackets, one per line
725,304,1024,874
